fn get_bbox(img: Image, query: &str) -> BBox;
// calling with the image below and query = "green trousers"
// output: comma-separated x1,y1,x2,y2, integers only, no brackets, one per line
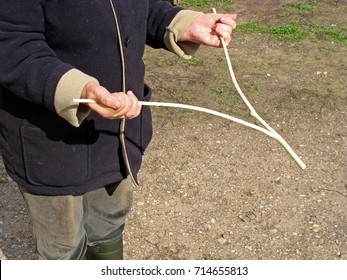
20,177,133,260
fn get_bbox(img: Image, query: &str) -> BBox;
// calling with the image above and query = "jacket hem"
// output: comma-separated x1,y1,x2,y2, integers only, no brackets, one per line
9,172,127,196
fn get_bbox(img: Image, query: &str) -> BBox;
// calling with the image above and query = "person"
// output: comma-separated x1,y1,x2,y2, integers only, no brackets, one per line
0,1,237,260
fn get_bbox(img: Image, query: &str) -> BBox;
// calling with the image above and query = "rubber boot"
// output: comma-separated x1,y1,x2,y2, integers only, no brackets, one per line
85,236,123,260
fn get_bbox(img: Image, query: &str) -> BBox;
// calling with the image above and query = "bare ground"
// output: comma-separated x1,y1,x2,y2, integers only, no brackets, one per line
1,0,346,260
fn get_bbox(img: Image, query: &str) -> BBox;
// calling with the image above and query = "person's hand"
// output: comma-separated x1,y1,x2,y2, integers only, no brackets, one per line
180,13,237,47
80,82,142,119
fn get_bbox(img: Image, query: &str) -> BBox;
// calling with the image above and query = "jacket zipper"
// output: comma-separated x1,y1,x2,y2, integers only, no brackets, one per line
108,0,139,187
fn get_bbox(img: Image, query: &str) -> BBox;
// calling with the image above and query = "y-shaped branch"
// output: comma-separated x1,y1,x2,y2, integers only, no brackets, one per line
72,9,307,170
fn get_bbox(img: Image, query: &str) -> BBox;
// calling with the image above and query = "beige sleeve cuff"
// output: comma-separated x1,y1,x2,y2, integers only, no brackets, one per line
54,69,99,127
164,10,204,59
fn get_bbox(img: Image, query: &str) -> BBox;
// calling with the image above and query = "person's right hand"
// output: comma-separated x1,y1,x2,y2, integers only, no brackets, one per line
80,82,142,119
180,13,237,47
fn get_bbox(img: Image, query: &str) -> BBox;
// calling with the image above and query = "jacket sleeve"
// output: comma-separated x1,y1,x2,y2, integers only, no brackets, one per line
0,0,98,126
164,10,203,59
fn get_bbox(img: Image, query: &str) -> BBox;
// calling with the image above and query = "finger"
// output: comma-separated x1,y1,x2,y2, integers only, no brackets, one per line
108,92,131,118
89,85,121,110
92,91,128,119
210,13,237,28
110,91,140,119
222,36,232,46
220,14,238,27
124,91,141,119
83,86,123,119
214,23,233,40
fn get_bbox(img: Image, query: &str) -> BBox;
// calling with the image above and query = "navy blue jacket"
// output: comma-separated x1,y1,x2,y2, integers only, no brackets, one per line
0,0,182,195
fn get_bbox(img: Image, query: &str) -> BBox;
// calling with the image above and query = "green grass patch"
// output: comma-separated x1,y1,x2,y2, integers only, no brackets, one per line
311,23,347,41
290,2,310,13
236,22,346,42
180,0,236,11
182,0,235,7
321,27,347,41
285,1,319,14
269,24,308,41
236,22,308,41
236,22,266,33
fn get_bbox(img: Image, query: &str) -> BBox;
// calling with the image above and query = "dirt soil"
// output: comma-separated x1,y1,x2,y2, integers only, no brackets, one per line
1,0,346,260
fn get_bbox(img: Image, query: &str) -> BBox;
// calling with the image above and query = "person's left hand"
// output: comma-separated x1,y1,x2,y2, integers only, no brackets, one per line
80,82,142,120
180,13,237,47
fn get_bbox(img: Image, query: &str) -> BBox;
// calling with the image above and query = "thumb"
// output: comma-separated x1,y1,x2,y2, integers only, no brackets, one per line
88,84,122,110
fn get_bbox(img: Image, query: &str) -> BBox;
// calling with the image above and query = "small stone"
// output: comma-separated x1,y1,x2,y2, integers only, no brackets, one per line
0,249,7,260
245,246,252,251
205,224,212,230
218,238,227,245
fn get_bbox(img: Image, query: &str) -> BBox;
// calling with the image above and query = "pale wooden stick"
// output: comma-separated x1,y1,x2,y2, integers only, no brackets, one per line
72,99,273,136
211,8,306,169
73,98,306,169
73,98,96,103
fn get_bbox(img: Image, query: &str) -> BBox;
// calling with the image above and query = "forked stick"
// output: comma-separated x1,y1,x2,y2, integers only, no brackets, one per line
72,9,307,170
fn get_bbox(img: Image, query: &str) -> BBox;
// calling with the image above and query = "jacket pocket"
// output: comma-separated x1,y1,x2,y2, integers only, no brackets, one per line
20,126,89,187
